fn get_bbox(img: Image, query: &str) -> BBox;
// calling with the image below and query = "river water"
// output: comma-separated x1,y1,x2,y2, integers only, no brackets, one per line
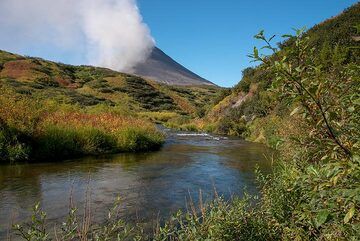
0,129,272,239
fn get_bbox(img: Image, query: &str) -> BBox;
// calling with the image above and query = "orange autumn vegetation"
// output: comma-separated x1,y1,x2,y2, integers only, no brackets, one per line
0,93,164,163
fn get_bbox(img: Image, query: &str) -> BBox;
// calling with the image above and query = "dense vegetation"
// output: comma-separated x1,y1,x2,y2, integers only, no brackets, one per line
0,51,220,163
207,3,360,145
0,92,164,163
154,5,359,238
0,50,218,116
3,3,359,241
151,3,359,240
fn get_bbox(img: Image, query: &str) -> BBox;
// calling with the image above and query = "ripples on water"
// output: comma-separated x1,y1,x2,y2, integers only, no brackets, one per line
0,129,273,238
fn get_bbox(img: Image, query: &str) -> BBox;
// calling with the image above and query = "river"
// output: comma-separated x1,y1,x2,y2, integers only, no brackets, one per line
0,129,272,239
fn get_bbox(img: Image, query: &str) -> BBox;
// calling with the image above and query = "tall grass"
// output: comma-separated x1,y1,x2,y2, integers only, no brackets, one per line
10,192,280,241
0,92,164,163
11,197,146,241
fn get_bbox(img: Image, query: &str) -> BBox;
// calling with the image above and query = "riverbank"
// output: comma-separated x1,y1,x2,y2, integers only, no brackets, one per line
0,128,272,240
0,93,164,163
0,49,221,164
140,6,360,239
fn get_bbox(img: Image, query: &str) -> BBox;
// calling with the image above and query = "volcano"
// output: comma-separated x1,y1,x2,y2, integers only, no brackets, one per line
131,47,215,86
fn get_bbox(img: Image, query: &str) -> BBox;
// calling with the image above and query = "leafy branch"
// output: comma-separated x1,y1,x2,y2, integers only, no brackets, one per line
249,29,352,158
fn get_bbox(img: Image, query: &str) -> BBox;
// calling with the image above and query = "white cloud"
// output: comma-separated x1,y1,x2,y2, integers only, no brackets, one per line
0,0,154,71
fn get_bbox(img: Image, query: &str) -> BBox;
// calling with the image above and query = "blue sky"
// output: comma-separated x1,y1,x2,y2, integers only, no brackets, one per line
137,0,358,87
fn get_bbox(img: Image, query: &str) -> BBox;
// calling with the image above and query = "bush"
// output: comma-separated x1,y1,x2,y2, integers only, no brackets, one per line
153,196,281,241
244,27,360,239
0,120,31,163
246,115,283,148
13,198,145,241
124,76,178,111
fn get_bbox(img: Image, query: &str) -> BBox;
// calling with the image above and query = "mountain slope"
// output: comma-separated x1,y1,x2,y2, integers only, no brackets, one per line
0,49,222,163
131,47,215,86
206,3,360,129
0,50,219,116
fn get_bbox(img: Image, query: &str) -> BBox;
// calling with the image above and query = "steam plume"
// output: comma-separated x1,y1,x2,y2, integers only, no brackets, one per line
0,0,154,72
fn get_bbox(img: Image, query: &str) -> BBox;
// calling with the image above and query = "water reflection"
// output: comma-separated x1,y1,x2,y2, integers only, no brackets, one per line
0,130,272,239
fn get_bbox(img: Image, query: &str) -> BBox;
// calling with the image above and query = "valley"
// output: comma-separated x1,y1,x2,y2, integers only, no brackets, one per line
0,49,221,162
0,2,359,241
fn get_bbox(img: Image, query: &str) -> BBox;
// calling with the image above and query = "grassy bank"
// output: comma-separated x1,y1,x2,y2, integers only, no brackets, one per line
0,92,164,163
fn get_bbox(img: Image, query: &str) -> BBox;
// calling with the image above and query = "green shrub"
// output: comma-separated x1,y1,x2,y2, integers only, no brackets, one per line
124,76,179,111
153,196,282,241
35,77,60,87
246,115,283,148
0,120,31,163
13,198,144,241
244,26,360,239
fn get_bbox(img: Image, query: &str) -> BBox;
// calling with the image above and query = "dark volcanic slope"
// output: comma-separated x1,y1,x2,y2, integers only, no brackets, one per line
131,47,215,86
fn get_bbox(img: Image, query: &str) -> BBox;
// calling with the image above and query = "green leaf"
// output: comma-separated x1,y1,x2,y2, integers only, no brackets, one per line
254,30,265,40
268,35,276,42
293,27,306,36
253,47,259,59
348,106,355,113
344,206,355,224
261,46,272,50
352,155,360,164
315,210,330,228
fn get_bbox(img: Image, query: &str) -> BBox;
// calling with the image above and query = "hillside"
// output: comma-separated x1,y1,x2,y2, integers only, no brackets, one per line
0,49,221,163
205,3,360,139
0,50,219,117
147,3,360,240
131,47,215,86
